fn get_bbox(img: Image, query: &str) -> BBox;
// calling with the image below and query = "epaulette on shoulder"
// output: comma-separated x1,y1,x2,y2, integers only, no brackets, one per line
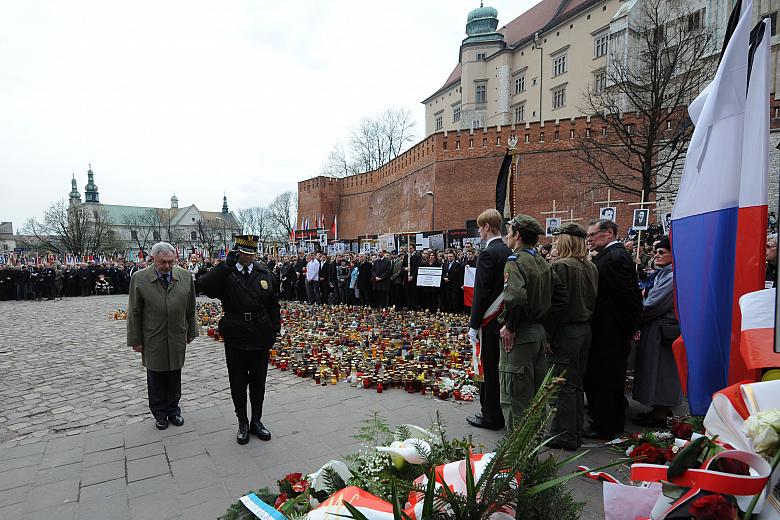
507,255,517,261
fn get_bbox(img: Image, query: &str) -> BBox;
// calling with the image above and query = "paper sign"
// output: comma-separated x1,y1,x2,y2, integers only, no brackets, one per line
417,266,442,287
239,493,287,520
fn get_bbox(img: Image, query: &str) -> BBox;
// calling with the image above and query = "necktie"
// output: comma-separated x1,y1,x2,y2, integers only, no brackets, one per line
243,267,250,277
160,274,169,289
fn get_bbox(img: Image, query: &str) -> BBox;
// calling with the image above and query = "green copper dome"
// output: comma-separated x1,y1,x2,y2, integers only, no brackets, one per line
68,174,81,203
464,4,503,44
84,164,99,203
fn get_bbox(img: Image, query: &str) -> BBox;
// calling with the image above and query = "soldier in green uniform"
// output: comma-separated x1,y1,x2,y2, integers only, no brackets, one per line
498,215,567,430
546,223,599,451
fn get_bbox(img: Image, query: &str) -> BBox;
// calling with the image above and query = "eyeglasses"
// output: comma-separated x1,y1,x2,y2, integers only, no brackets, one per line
586,230,605,239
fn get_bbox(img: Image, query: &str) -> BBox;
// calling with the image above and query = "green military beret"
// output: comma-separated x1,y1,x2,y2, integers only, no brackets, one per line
552,222,587,238
509,214,544,235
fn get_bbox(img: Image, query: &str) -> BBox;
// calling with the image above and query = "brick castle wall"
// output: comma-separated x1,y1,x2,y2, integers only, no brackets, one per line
299,100,780,242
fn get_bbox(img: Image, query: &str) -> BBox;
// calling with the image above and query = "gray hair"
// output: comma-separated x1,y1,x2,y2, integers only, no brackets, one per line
150,242,176,257
768,234,777,244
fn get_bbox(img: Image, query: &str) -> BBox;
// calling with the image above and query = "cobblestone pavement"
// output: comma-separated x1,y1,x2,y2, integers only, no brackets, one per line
0,295,615,520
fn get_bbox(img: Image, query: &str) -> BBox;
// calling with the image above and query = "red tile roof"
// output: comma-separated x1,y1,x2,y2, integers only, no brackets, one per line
424,0,602,102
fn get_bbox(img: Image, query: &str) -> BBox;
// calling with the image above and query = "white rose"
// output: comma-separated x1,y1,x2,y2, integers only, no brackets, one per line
743,413,780,455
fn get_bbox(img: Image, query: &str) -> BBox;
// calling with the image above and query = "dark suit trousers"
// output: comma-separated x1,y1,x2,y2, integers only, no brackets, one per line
224,346,269,424
584,332,630,435
479,331,504,426
146,369,181,420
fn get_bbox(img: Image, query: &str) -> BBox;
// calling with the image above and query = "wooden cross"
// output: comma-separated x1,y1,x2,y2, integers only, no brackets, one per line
540,199,567,219
593,189,625,208
560,209,583,223
627,190,657,265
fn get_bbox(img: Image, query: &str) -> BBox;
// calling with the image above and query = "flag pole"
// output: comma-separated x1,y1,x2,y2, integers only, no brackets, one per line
775,140,780,355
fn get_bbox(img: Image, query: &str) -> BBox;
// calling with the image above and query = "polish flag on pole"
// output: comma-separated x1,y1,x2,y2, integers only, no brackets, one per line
671,0,770,415
330,215,338,240
463,266,475,307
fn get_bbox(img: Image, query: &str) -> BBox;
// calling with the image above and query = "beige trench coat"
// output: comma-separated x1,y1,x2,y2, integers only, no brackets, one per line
127,265,198,372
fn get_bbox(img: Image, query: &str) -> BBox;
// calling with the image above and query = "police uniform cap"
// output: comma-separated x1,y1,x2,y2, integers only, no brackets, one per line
552,222,587,238
509,214,544,235
233,235,259,254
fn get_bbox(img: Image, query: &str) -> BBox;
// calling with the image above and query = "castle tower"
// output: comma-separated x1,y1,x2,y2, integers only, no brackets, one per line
171,194,179,209
68,174,82,205
222,195,229,214
84,164,100,204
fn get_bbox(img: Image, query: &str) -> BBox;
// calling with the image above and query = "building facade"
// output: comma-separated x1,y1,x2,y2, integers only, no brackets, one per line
68,165,241,257
423,0,779,136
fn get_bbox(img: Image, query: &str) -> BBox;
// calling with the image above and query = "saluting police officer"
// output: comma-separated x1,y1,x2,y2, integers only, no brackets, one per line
498,215,567,430
197,235,280,445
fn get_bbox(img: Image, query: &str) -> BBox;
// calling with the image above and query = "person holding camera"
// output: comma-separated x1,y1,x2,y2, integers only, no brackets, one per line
197,234,281,445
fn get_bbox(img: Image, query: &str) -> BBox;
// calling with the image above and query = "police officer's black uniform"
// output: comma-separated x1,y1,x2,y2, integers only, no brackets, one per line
197,235,280,445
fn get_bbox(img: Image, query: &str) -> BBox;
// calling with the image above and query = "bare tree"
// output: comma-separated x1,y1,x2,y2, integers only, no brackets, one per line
23,200,118,256
267,191,297,240
236,206,274,243
320,107,416,177
122,214,154,253
195,218,221,257
575,0,715,198
319,142,359,178
141,208,177,244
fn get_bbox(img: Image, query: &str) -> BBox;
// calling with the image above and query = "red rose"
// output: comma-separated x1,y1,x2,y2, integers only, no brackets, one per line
284,472,303,483
630,443,661,464
672,421,694,440
689,494,736,520
291,479,309,493
274,492,288,510
661,447,677,463
711,457,750,476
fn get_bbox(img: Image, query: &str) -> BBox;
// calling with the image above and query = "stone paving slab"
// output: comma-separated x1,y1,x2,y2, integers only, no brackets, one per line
0,295,630,519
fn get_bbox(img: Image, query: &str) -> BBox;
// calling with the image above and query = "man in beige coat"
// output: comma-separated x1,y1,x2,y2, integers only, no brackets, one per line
127,242,198,430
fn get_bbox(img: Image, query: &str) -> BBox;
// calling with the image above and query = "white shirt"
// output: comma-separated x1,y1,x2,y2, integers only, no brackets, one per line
235,263,254,275
306,259,320,281
486,235,503,246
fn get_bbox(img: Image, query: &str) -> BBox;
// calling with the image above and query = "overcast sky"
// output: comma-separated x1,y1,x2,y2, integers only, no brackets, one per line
0,1,536,230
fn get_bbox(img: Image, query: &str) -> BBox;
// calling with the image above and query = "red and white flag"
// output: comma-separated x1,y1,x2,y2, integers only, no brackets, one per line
463,266,475,307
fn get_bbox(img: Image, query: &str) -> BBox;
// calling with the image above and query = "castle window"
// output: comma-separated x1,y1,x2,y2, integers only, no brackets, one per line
594,33,608,58
469,138,474,149
482,138,487,146
553,54,567,76
435,112,443,131
443,141,448,150
594,71,607,93
552,86,566,109
570,129,575,139
524,134,530,144
153,231,160,241
131,230,138,240
476,52,486,60
453,106,461,122
539,132,545,142
554,130,560,140
602,127,607,136
514,104,525,123
456,141,460,150
475,83,487,104
514,74,525,94
191,231,197,241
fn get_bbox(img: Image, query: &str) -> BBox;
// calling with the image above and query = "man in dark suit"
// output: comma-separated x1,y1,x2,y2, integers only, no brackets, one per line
371,250,392,307
467,209,512,430
442,250,464,314
583,219,642,439
357,253,373,306
294,252,307,302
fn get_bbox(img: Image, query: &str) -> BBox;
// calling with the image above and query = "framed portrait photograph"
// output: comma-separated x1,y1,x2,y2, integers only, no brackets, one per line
633,209,649,231
662,212,672,234
545,217,561,237
600,206,617,222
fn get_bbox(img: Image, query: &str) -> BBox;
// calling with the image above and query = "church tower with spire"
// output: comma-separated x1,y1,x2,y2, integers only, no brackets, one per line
222,195,229,214
68,174,82,205
84,164,100,204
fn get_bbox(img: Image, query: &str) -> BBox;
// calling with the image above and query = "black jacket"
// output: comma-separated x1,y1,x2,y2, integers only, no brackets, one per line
357,261,373,291
197,261,281,350
591,242,642,344
442,260,464,290
371,257,392,292
469,238,512,333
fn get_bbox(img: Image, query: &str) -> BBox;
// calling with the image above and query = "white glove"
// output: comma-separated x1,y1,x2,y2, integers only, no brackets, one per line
468,327,479,345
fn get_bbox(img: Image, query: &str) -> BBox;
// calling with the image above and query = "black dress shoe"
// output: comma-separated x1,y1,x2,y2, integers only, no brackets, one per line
545,439,579,452
250,421,271,441
632,416,667,428
155,417,169,430
582,427,613,440
466,415,504,431
169,414,184,427
237,423,250,445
